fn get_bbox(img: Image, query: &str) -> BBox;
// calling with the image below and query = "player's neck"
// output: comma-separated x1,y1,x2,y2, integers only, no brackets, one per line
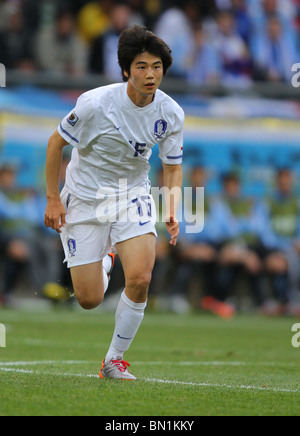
126,81,155,108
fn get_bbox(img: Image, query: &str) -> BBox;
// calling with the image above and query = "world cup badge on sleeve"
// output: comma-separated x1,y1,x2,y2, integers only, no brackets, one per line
67,112,79,127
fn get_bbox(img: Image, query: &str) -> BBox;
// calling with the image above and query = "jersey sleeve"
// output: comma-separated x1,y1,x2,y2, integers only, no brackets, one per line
57,92,96,149
158,106,185,165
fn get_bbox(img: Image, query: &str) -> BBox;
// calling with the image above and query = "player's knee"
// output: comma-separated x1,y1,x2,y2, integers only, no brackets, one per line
76,290,104,310
127,272,152,293
78,296,103,310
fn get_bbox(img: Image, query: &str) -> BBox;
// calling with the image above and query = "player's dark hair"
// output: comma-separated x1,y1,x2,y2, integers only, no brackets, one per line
118,25,173,82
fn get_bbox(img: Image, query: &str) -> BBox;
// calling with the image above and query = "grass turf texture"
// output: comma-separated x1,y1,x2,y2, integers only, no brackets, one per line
0,307,300,416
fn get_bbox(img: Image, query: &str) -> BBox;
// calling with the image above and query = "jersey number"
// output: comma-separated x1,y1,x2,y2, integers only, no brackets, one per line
132,195,152,226
129,141,147,157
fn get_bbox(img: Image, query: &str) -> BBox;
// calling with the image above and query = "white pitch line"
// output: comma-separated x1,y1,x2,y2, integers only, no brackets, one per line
0,364,299,394
142,378,300,394
0,367,98,378
0,360,88,367
0,360,296,368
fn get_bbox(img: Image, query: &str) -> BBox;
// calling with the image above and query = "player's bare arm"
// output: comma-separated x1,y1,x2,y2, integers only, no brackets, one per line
44,130,68,233
162,162,183,246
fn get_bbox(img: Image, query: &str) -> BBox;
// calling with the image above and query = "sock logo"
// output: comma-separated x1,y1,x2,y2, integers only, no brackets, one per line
117,334,134,340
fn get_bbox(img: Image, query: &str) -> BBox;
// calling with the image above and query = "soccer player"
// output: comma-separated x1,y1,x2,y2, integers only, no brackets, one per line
44,26,184,380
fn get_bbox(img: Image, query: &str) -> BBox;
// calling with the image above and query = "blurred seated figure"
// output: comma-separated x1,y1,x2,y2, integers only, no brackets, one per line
0,163,68,306
169,166,235,318
212,171,266,311
187,23,222,86
251,14,298,82
0,164,30,306
35,10,87,76
89,2,132,80
0,229,29,307
260,168,300,316
213,10,253,87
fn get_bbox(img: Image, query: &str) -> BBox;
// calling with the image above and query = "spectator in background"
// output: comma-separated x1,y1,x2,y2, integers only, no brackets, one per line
154,3,197,78
143,0,162,28
230,0,252,45
0,31,8,66
249,0,296,34
215,0,232,10
89,2,132,79
187,23,222,86
295,0,300,48
251,14,298,82
65,0,92,15
261,168,300,315
21,0,41,40
0,163,68,306
0,229,29,307
0,0,36,71
0,164,30,306
213,10,253,87
198,0,218,18
169,166,234,317
212,172,266,311
77,0,113,43
35,10,88,76
126,0,144,27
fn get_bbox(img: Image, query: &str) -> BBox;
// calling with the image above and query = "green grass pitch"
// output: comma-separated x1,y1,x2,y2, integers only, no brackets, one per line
0,306,300,416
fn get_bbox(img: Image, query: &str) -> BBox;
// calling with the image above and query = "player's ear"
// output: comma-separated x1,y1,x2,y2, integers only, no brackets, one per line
124,70,129,79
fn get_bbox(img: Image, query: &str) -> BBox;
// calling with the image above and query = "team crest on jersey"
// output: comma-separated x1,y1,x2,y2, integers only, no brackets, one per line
67,112,79,127
154,119,167,139
67,239,76,257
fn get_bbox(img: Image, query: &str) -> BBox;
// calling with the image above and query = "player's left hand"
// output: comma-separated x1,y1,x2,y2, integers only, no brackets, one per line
165,216,180,246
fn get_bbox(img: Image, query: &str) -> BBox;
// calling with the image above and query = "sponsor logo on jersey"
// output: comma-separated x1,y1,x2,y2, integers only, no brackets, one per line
154,119,167,139
67,112,79,127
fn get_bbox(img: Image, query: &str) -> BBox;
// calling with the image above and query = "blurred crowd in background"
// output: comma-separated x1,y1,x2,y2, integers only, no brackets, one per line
1,0,300,317
1,159,300,318
0,0,300,86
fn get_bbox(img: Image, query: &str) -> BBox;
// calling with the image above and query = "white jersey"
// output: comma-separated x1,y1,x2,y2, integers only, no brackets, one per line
58,83,184,201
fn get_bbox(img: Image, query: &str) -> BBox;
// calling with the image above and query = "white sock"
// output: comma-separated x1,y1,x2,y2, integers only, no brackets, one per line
105,290,147,361
103,255,113,275
103,269,109,294
102,254,113,294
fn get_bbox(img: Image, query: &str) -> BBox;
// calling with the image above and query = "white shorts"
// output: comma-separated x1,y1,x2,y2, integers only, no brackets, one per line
60,187,157,268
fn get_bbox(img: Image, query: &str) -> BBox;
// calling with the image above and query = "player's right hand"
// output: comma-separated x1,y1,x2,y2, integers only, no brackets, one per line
44,198,66,234
165,215,180,247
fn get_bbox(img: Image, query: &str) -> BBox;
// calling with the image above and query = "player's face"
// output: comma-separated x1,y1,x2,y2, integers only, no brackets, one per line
125,52,164,106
